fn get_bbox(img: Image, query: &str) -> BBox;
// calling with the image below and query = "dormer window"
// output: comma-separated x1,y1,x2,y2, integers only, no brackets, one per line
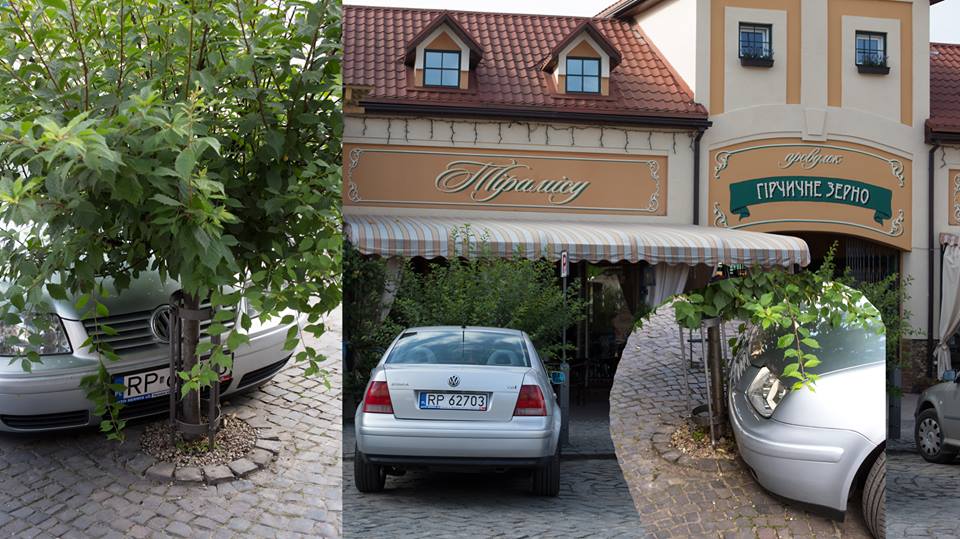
404,13,482,91
566,57,601,94
424,50,462,87
856,31,889,74
542,21,621,97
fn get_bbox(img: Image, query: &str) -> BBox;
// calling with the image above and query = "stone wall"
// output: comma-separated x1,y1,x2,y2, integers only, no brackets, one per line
900,338,937,392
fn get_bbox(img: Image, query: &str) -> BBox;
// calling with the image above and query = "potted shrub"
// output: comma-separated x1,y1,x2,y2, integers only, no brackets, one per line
740,49,775,68
858,53,890,74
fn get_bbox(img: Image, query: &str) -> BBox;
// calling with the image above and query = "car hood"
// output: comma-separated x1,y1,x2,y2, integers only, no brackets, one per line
5,271,181,321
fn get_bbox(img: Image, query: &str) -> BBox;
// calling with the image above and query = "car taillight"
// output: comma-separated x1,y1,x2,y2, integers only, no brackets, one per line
513,385,547,417
362,381,394,414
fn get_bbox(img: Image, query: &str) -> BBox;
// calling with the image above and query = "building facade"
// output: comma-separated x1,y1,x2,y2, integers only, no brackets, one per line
343,1,960,394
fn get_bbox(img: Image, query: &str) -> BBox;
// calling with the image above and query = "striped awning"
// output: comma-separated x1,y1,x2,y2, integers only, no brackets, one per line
345,214,810,267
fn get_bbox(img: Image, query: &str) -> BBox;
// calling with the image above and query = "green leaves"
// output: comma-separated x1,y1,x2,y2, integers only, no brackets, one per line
776,333,795,349
0,0,343,442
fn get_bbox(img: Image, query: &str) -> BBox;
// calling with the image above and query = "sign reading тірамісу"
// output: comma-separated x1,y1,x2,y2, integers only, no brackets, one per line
344,144,667,215
709,139,911,250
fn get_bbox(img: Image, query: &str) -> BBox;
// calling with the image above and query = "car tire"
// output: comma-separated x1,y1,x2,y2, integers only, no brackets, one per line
915,409,958,464
531,448,560,497
861,452,885,539
354,446,386,493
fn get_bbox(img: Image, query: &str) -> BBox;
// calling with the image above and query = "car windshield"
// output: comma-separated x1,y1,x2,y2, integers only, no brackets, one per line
386,330,530,367
751,317,885,376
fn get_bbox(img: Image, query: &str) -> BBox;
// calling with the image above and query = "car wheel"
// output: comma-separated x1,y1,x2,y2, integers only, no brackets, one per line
354,446,386,493
861,452,885,539
915,409,958,463
531,448,560,497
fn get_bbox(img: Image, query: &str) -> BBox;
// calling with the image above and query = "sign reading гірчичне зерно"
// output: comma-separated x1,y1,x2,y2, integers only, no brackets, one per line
730,177,893,223
343,144,667,215
709,140,911,250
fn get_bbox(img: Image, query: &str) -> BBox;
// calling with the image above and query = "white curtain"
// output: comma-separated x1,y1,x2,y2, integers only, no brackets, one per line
936,243,960,379
650,264,690,307
377,257,404,323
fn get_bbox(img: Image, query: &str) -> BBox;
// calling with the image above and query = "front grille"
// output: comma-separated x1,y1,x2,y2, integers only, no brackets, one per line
118,396,170,420
1,410,89,430
82,305,235,354
237,357,290,388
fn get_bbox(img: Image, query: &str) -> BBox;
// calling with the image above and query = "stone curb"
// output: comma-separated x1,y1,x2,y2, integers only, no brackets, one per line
650,424,739,473
130,425,283,486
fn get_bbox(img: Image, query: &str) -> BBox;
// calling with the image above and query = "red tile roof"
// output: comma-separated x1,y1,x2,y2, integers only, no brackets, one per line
930,42,960,136
343,5,708,125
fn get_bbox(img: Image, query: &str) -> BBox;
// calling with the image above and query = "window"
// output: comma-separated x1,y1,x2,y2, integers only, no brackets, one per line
423,50,461,88
739,23,773,63
565,57,600,94
856,31,887,69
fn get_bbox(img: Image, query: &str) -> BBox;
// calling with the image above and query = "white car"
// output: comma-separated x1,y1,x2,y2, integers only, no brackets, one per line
353,326,562,496
0,271,296,432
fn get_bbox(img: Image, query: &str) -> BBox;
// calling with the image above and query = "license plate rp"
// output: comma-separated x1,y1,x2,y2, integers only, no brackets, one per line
113,367,172,404
418,392,488,411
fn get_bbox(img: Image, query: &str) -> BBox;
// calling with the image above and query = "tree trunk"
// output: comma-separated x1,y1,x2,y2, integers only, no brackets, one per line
706,323,727,441
179,292,202,441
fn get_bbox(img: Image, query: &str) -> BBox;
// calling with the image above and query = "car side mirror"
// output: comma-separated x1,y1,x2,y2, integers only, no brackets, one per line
943,370,957,383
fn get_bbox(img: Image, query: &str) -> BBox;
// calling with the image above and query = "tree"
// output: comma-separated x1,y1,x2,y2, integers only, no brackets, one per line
0,0,342,441
670,252,883,439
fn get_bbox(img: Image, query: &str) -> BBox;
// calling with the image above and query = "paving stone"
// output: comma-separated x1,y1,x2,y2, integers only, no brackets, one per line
144,463,175,482
201,465,234,485
0,308,342,538
173,467,203,484
227,459,258,478
165,520,193,537
254,439,282,454
248,448,274,467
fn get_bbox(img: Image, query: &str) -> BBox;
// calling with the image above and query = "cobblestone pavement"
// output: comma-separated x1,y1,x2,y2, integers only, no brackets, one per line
610,307,872,538
887,392,960,538
343,455,641,538
0,307,342,538
887,454,960,538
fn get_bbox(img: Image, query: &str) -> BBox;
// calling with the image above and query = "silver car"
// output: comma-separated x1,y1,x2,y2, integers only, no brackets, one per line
728,312,886,536
353,326,562,496
914,369,960,463
0,272,297,432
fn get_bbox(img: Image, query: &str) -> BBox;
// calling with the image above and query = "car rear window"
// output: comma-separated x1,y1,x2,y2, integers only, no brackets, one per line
386,330,530,367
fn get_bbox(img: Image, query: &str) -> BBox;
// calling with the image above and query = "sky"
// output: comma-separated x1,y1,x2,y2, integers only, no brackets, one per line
344,0,960,44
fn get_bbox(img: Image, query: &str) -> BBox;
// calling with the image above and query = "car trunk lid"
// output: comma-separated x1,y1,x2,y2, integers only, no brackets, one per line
384,364,529,422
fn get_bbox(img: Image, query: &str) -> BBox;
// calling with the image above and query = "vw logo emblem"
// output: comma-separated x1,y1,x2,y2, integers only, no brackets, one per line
448,375,461,388
149,306,173,344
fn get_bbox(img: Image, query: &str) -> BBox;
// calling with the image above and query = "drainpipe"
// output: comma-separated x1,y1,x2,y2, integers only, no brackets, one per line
693,129,706,225
928,144,938,379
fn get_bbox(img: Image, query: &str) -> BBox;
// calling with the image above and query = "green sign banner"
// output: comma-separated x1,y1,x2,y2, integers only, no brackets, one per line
729,176,893,223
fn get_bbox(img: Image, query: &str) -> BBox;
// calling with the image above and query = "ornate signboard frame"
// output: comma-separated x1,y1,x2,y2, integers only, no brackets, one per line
709,139,911,250
344,144,667,215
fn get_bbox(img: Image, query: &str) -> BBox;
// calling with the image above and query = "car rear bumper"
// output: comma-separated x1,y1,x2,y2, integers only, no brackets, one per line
729,388,876,513
355,412,560,460
0,323,294,433
360,453,554,470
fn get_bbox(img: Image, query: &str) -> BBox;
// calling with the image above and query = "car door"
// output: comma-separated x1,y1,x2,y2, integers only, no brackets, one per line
941,380,960,445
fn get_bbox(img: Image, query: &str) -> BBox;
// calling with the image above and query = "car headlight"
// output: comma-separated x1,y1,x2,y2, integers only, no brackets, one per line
0,314,72,356
747,366,788,418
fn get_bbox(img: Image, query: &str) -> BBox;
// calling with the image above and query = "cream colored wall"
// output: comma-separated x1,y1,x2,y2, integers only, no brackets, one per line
841,16,901,123
723,7,788,111
343,115,696,224
685,0,933,334
634,0,699,92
